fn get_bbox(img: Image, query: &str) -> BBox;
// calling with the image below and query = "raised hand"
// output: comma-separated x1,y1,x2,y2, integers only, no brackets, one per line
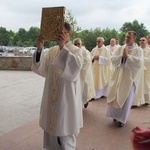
54,31,66,50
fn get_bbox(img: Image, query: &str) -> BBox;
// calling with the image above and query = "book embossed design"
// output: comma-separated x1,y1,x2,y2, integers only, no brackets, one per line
40,6,66,41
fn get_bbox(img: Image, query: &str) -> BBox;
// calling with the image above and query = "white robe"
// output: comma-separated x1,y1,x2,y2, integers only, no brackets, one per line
32,41,84,136
91,45,111,98
106,44,119,55
106,43,143,123
143,46,150,103
107,85,135,124
80,46,96,104
107,43,143,108
143,46,150,94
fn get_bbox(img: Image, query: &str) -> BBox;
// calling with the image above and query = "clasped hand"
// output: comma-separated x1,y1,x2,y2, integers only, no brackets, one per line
122,48,128,58
94,55,99,60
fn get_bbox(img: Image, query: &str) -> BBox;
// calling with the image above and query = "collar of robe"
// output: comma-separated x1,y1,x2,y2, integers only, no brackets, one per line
97,45,104,50
141,45,150,52
65,41,72,47
125,43,136,51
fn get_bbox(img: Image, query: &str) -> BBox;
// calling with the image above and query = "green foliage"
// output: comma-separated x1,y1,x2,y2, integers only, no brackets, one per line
118,32,126,45
0,27,10,46
76,27,119,50
120,20,149,43
77,28,105,51
44,41,57,48
100,28,119,45
13,27,40,47
77,29,97,51
0,17,150,49
65,10,81,40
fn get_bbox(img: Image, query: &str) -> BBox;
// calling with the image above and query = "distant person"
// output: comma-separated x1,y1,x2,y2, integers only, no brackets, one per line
73,38,82,48
91,37,111,99
146,34,150,47
73,38,95,108
106,38,119,55
115,38,121,48
139,37,150,106
32,22,90,150
106,31,143,127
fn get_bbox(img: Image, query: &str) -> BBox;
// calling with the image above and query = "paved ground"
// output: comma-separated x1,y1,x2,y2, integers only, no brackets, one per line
0,70,150,150
0,71,44,136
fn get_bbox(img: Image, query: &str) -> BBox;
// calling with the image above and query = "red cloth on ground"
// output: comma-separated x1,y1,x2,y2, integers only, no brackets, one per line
131,126,150,150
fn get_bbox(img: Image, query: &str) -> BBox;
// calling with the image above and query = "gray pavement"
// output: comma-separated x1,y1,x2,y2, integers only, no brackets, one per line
0,70,150,150
0,70,44,136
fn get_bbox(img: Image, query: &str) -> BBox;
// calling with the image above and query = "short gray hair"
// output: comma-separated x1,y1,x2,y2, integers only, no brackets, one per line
73,38,82,44
97,37,105,42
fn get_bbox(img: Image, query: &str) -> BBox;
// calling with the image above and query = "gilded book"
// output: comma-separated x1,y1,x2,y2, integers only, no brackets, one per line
40,6,66,41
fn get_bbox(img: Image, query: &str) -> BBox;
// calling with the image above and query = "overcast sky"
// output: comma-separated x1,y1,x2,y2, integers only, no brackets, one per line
1,0,150,32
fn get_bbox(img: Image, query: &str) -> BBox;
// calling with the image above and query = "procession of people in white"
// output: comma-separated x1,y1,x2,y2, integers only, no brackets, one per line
31,22,150,149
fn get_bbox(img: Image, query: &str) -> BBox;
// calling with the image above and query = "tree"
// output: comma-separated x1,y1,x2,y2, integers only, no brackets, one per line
65,10,81,40
100,28,119,45
77,29,97,51
77,27,119,50
0,27,10,45
13,28,28,46
17,39,23,47
120,20,149,43
27,27,40,46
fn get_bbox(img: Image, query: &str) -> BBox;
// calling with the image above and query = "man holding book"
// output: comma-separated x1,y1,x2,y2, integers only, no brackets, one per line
32,22,91,150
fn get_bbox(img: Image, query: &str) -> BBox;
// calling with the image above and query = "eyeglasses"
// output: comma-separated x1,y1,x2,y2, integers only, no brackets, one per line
74,43,81,46
140,39,145,41
97,41,101,42
125,36,133,39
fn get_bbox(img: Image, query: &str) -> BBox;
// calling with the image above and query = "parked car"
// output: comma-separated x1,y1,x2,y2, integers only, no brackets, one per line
23,47,37,55
7,47,17,53
0,46,5,52
18,47,25,53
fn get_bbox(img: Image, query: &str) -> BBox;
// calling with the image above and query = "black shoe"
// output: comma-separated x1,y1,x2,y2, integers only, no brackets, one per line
89,98,95,102
131,105,138,109
144,103,149,105
118,122,124,127
113,119,117,122
100,96,107,98
84,102,89,108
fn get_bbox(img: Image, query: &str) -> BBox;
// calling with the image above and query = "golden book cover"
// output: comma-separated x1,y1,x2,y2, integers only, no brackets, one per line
40,6,66,41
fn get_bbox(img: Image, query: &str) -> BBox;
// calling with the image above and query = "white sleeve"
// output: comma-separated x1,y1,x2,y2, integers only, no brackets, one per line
31,49,48,77
99,55,111,65
52,46,83,81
